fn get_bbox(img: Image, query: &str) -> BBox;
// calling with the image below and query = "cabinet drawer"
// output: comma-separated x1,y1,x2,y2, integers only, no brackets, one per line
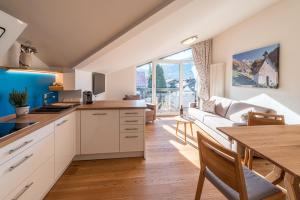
0,133,54,199
0,123,54,166
84,110,118,117
120,125,144,133
120,109,144,117
120,133,144,152
5,157,54,200
120,117,144,125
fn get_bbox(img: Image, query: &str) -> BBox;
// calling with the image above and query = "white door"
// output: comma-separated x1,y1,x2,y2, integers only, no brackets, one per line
54,112,76,179
81,110,120,154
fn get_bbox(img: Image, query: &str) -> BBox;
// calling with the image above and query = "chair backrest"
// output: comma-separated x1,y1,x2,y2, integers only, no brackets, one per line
197,130,248,200
123,95,141,100
248,112,285,126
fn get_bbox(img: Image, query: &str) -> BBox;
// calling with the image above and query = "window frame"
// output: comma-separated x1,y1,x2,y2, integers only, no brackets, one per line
136,48,196,115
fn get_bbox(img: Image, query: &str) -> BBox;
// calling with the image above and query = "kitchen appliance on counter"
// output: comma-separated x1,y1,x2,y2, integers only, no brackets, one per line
83,91,93,104
0,121,38,139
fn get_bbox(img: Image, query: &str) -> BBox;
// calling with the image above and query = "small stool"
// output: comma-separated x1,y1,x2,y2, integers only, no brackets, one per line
174,115,194,144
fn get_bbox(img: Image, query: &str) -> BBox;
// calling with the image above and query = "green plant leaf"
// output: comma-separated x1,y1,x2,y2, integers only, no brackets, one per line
9,88,28,107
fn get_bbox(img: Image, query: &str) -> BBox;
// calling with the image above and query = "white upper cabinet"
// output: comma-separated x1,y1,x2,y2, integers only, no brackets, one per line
0,10,27,56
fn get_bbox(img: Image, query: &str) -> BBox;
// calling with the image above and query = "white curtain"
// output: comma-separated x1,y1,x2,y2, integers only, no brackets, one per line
191,39,212,101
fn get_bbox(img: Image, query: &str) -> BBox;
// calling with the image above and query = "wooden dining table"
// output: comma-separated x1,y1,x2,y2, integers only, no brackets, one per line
217,125,300,200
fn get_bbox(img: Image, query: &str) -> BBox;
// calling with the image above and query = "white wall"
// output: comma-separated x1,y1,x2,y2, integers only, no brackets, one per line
75,66,136,100
105,66,136,100
75,69,92,92
213,0,300,123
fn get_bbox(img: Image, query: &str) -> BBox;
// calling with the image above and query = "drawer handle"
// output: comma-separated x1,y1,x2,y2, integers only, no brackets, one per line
125,136,138,139
125,120,138,123
9,140,33,154
125,128,138,131
56,119,68,126
124,112,138,115
12,182,34,200
93,113,107,116
9,154,34,172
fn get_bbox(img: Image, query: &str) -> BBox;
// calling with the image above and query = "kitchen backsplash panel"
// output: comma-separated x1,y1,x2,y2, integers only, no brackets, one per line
0,69,58,117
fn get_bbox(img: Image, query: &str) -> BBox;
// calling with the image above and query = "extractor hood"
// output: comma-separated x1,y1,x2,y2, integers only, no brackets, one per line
0,10,27,56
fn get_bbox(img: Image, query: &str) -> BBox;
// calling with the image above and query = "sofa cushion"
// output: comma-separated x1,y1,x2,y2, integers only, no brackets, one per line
203,115,244,130
201,99,216,114
202,115,245,140
225,101,276,123
188,108,217,123
210,96,233,117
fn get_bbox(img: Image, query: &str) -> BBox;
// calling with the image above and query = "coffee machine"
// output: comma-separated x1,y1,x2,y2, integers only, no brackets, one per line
82,91,93,104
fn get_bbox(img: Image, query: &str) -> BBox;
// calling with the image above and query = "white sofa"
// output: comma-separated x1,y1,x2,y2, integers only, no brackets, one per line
188,96,275,154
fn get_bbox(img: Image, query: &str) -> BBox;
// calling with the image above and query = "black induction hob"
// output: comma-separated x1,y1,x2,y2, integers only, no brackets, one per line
0,122,38,139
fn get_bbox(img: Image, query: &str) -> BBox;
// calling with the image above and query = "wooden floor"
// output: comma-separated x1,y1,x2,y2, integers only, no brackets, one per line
45,117,274,200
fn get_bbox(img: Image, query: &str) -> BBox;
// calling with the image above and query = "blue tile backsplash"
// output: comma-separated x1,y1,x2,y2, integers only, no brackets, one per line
0,69,58,117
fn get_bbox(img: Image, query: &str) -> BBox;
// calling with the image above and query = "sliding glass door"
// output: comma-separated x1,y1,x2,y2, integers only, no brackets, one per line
155,63,180,115
136,49,197,115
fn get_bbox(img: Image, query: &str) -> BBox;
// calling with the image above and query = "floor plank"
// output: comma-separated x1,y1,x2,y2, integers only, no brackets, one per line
45,117,273,200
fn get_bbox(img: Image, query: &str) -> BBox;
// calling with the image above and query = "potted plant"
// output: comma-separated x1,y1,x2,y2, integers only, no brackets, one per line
9,88,29,117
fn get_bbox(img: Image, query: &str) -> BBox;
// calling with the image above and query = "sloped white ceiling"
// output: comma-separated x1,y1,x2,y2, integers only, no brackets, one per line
0,0,173,68
76,0,280,74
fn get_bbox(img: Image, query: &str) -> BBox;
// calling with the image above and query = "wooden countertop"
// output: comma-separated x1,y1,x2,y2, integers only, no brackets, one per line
0,100,147,148
77,100,147,110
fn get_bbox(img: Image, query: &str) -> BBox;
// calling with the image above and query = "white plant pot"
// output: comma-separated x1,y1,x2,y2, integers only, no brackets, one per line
15,106,30,117
19,52,32,68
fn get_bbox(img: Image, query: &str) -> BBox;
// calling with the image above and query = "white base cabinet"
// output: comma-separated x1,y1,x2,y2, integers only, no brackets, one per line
5,157,54,200
0,112,76,200
80,109,145,156
54,112,76,179
81,110,120,154
0,127,54,200
0,107,145,199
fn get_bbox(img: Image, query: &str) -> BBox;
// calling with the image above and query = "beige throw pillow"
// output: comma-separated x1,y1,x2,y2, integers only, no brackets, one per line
201,100,216,114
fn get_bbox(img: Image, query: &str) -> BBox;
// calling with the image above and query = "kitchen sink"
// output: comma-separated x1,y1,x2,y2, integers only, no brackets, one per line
30,103,80,114
31,107,67,113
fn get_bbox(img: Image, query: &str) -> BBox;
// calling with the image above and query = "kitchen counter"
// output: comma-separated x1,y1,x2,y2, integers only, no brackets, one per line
0,100,147,148
77,100,147,110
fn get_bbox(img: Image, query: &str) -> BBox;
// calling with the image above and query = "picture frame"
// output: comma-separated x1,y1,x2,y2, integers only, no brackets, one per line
232,44,280,88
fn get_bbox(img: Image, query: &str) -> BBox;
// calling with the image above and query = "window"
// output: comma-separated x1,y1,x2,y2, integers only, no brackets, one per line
183,63,198,108
136,49,198,115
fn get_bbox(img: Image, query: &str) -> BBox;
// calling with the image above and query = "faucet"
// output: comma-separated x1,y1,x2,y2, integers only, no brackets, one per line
43,92,56,106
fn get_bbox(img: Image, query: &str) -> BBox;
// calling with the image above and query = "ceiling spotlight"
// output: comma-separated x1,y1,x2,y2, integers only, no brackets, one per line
181,35,198,45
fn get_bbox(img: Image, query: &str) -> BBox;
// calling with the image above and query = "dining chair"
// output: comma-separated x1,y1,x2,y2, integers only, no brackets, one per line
244,112,285,184
247,112,285,126
195,130,285,200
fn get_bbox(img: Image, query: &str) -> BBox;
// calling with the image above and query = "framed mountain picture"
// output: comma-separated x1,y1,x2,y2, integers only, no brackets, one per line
232,43,279,88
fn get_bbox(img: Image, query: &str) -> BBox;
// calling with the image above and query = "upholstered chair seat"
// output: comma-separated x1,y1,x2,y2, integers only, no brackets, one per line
205,167,281,200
